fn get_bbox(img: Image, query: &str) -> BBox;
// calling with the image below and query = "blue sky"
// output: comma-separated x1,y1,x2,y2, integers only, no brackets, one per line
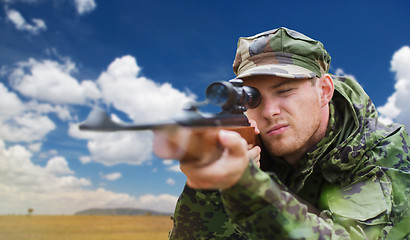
0,0,409,215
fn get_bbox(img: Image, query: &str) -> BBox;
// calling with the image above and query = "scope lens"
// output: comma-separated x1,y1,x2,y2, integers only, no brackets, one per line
206,83,229,106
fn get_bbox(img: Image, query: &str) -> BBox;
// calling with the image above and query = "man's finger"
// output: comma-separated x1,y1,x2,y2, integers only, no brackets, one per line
248,146,261,168
218,130,248,157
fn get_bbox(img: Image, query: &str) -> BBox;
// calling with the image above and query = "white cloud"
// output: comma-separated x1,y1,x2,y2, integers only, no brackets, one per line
45,156,75,175
0,111,56,142
378,46,410,129
38,149,58,159
163,160,182,173
0,83,74,142
28,142,42,152
5,8,46,35
0,140,88,213
391,46,410,79
69,55,195,166
0,82,25,120
73,0,97,15
0,54,190,214
26,101,73,121
167,164,181,173
97,56,194,123
378,95,401,120
166,178,175,186
101,172,122,181
0,140,177,214
334,68,357,82
9,58,101,105
79,155,92,164
4,54,194,164
69,122,155,166
162,159,173,165
3,0,96,18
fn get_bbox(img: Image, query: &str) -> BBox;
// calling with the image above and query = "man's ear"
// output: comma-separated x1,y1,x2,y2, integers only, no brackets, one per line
319,74,334,107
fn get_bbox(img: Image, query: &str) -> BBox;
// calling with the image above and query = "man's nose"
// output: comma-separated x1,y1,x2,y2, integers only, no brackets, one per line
261,100,280,119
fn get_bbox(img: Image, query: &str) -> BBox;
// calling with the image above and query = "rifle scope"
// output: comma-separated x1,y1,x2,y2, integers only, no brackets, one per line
206,79,261,113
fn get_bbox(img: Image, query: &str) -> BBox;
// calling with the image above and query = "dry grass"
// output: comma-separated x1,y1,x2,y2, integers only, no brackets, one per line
0,215,173,240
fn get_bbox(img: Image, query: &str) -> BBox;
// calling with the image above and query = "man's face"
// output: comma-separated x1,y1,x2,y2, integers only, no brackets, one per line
244,75,324,165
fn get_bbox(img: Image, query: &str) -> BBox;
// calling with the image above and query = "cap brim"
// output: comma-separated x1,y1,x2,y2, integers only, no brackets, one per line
236,64,316,79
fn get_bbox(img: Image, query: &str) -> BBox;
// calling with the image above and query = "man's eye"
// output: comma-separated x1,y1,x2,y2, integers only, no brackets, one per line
278,89,292,94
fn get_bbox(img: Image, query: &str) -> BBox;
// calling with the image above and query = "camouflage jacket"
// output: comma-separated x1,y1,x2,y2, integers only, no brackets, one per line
169,76,410,240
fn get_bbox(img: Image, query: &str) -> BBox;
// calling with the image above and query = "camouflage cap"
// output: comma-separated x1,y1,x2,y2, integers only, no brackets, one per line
233,27,331,79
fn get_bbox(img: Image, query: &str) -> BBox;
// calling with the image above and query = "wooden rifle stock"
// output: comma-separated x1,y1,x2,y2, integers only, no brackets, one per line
153,126,256,164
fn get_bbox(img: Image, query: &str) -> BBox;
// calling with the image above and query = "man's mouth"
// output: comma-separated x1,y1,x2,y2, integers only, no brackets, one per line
267,124,289,136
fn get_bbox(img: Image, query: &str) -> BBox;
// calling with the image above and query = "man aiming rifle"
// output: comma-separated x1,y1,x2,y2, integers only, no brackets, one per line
158,27,410,239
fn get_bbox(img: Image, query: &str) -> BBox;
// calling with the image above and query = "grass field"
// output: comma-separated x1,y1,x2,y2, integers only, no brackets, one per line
0,215,173,240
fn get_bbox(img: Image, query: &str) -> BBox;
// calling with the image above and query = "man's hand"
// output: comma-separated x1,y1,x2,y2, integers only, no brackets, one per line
181,130,251,190
153,121,261,190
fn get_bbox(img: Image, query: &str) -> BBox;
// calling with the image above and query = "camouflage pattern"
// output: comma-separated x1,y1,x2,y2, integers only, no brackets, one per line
233,27,331,79
169,76,410,239
169,185,247,239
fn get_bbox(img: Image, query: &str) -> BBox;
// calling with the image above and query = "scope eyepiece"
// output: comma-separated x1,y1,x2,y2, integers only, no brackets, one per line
243,85,261,109
206,79,261,113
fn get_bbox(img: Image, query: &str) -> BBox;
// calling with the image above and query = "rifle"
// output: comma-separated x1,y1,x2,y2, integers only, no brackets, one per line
79,79,260,163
